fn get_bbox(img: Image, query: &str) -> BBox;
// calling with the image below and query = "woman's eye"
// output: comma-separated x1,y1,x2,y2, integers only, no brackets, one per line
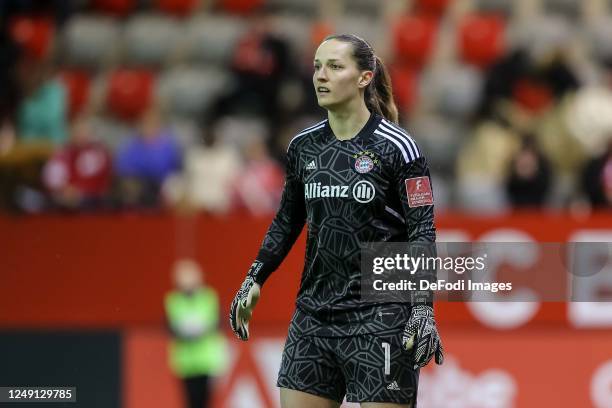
330,64,340,69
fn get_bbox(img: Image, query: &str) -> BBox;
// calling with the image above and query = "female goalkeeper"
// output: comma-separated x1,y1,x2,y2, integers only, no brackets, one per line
229,34,444,408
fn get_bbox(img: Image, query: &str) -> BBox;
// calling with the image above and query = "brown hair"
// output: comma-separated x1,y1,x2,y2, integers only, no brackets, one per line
324,34,399,123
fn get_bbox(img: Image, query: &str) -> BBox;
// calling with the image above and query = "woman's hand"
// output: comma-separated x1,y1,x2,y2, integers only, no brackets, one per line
402,305,444,369
229,277,261,341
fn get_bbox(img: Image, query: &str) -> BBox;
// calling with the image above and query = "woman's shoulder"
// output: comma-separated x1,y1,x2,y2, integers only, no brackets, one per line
371,117,422,163
286,119,328,152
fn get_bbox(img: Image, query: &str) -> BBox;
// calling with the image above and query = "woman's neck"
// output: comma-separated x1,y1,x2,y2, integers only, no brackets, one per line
327,100,371,141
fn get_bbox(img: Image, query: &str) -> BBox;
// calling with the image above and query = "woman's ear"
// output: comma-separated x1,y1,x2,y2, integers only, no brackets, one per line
358,71,374,88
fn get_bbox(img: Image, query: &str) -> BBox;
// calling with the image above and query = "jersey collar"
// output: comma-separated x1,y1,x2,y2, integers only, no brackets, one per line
324,112,382,144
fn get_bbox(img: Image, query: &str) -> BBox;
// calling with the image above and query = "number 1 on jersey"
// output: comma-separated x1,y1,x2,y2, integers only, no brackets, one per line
382,342,390,375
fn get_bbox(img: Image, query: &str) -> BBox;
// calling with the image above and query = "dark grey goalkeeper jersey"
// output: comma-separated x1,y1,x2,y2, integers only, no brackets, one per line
251,113,436,336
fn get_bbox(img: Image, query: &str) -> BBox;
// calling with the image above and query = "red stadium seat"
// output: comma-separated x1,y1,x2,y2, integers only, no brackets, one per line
9,16,54,60
58,70,91,118
156,0,198,16
458,14,506,68
106,69,155,120
414,0,452,17
393,15,438,68
389,64,419,113
218,0,265,15
92,0,136,17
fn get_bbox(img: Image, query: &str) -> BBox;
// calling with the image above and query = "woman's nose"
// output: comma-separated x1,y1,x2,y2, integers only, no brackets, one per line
316,67,328,81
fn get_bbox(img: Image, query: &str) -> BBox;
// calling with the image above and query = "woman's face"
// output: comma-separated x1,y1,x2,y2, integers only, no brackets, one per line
313,39,372,110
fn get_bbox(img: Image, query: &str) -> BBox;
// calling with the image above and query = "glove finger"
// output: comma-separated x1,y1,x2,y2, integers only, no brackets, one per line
415,344,433,368
415,334,437,367
240,320,249,341
235,302,249,341
238,298,251,319
240,307,253,322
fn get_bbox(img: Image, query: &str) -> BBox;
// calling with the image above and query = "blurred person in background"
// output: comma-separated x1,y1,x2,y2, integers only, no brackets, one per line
42,114,111,211
176,127,243,214
115,105,182,209
0,19,64,212
456,109,521,211
505,135,552,208
472,43,584,209
582,138,612,208
211,7,292,129
0,114,54,212
230,34,443,408
165,259,228,408
11,55,67,211
232,137,284,216
16,56,68,146
477,46,579,122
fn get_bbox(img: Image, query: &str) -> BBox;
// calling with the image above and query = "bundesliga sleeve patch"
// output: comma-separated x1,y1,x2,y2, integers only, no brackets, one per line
405,177,434,207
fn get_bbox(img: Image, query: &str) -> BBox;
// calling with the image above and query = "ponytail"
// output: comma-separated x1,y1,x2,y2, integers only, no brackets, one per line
365,56,398,124
324,34,399,124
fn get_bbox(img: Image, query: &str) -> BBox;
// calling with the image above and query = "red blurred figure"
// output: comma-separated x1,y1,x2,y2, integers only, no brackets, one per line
106,69,155,121
43,115,112,210
393,15,438,68
9,16,54,60
58,70,91,119
459,14,506,68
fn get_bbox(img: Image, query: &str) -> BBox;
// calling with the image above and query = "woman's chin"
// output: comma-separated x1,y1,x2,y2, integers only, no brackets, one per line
317,98,338,110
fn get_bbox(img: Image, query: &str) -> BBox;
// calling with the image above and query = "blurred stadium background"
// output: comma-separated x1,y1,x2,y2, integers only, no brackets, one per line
1,0,612,407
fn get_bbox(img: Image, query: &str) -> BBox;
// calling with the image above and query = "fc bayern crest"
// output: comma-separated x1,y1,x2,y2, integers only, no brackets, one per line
355,155,374,173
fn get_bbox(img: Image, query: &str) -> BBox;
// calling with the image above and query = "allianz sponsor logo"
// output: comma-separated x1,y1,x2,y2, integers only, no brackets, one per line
304,180,375,203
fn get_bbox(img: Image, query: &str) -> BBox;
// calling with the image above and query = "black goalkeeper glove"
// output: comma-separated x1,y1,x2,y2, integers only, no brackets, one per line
402,305,444,369
229,266,262,341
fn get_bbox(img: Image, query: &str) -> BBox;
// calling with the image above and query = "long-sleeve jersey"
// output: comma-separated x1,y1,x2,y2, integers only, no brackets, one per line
250,113,436,336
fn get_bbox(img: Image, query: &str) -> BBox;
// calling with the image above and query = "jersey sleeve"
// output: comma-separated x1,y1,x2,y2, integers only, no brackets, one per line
249,142,306,286
394,154,436,243
394,149,437,306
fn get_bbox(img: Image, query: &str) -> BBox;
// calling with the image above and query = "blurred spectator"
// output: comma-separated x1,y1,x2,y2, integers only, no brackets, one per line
0,1,610,215
582,139,612,208
16,57,68,145
42,114,111,210
211,8,291,125
456,114,521,211
180,129,243,214
115,106,182,208
478,48,579,120
505,136,552,207
232,138,283,215
0,115,53,212
164,259,228,408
